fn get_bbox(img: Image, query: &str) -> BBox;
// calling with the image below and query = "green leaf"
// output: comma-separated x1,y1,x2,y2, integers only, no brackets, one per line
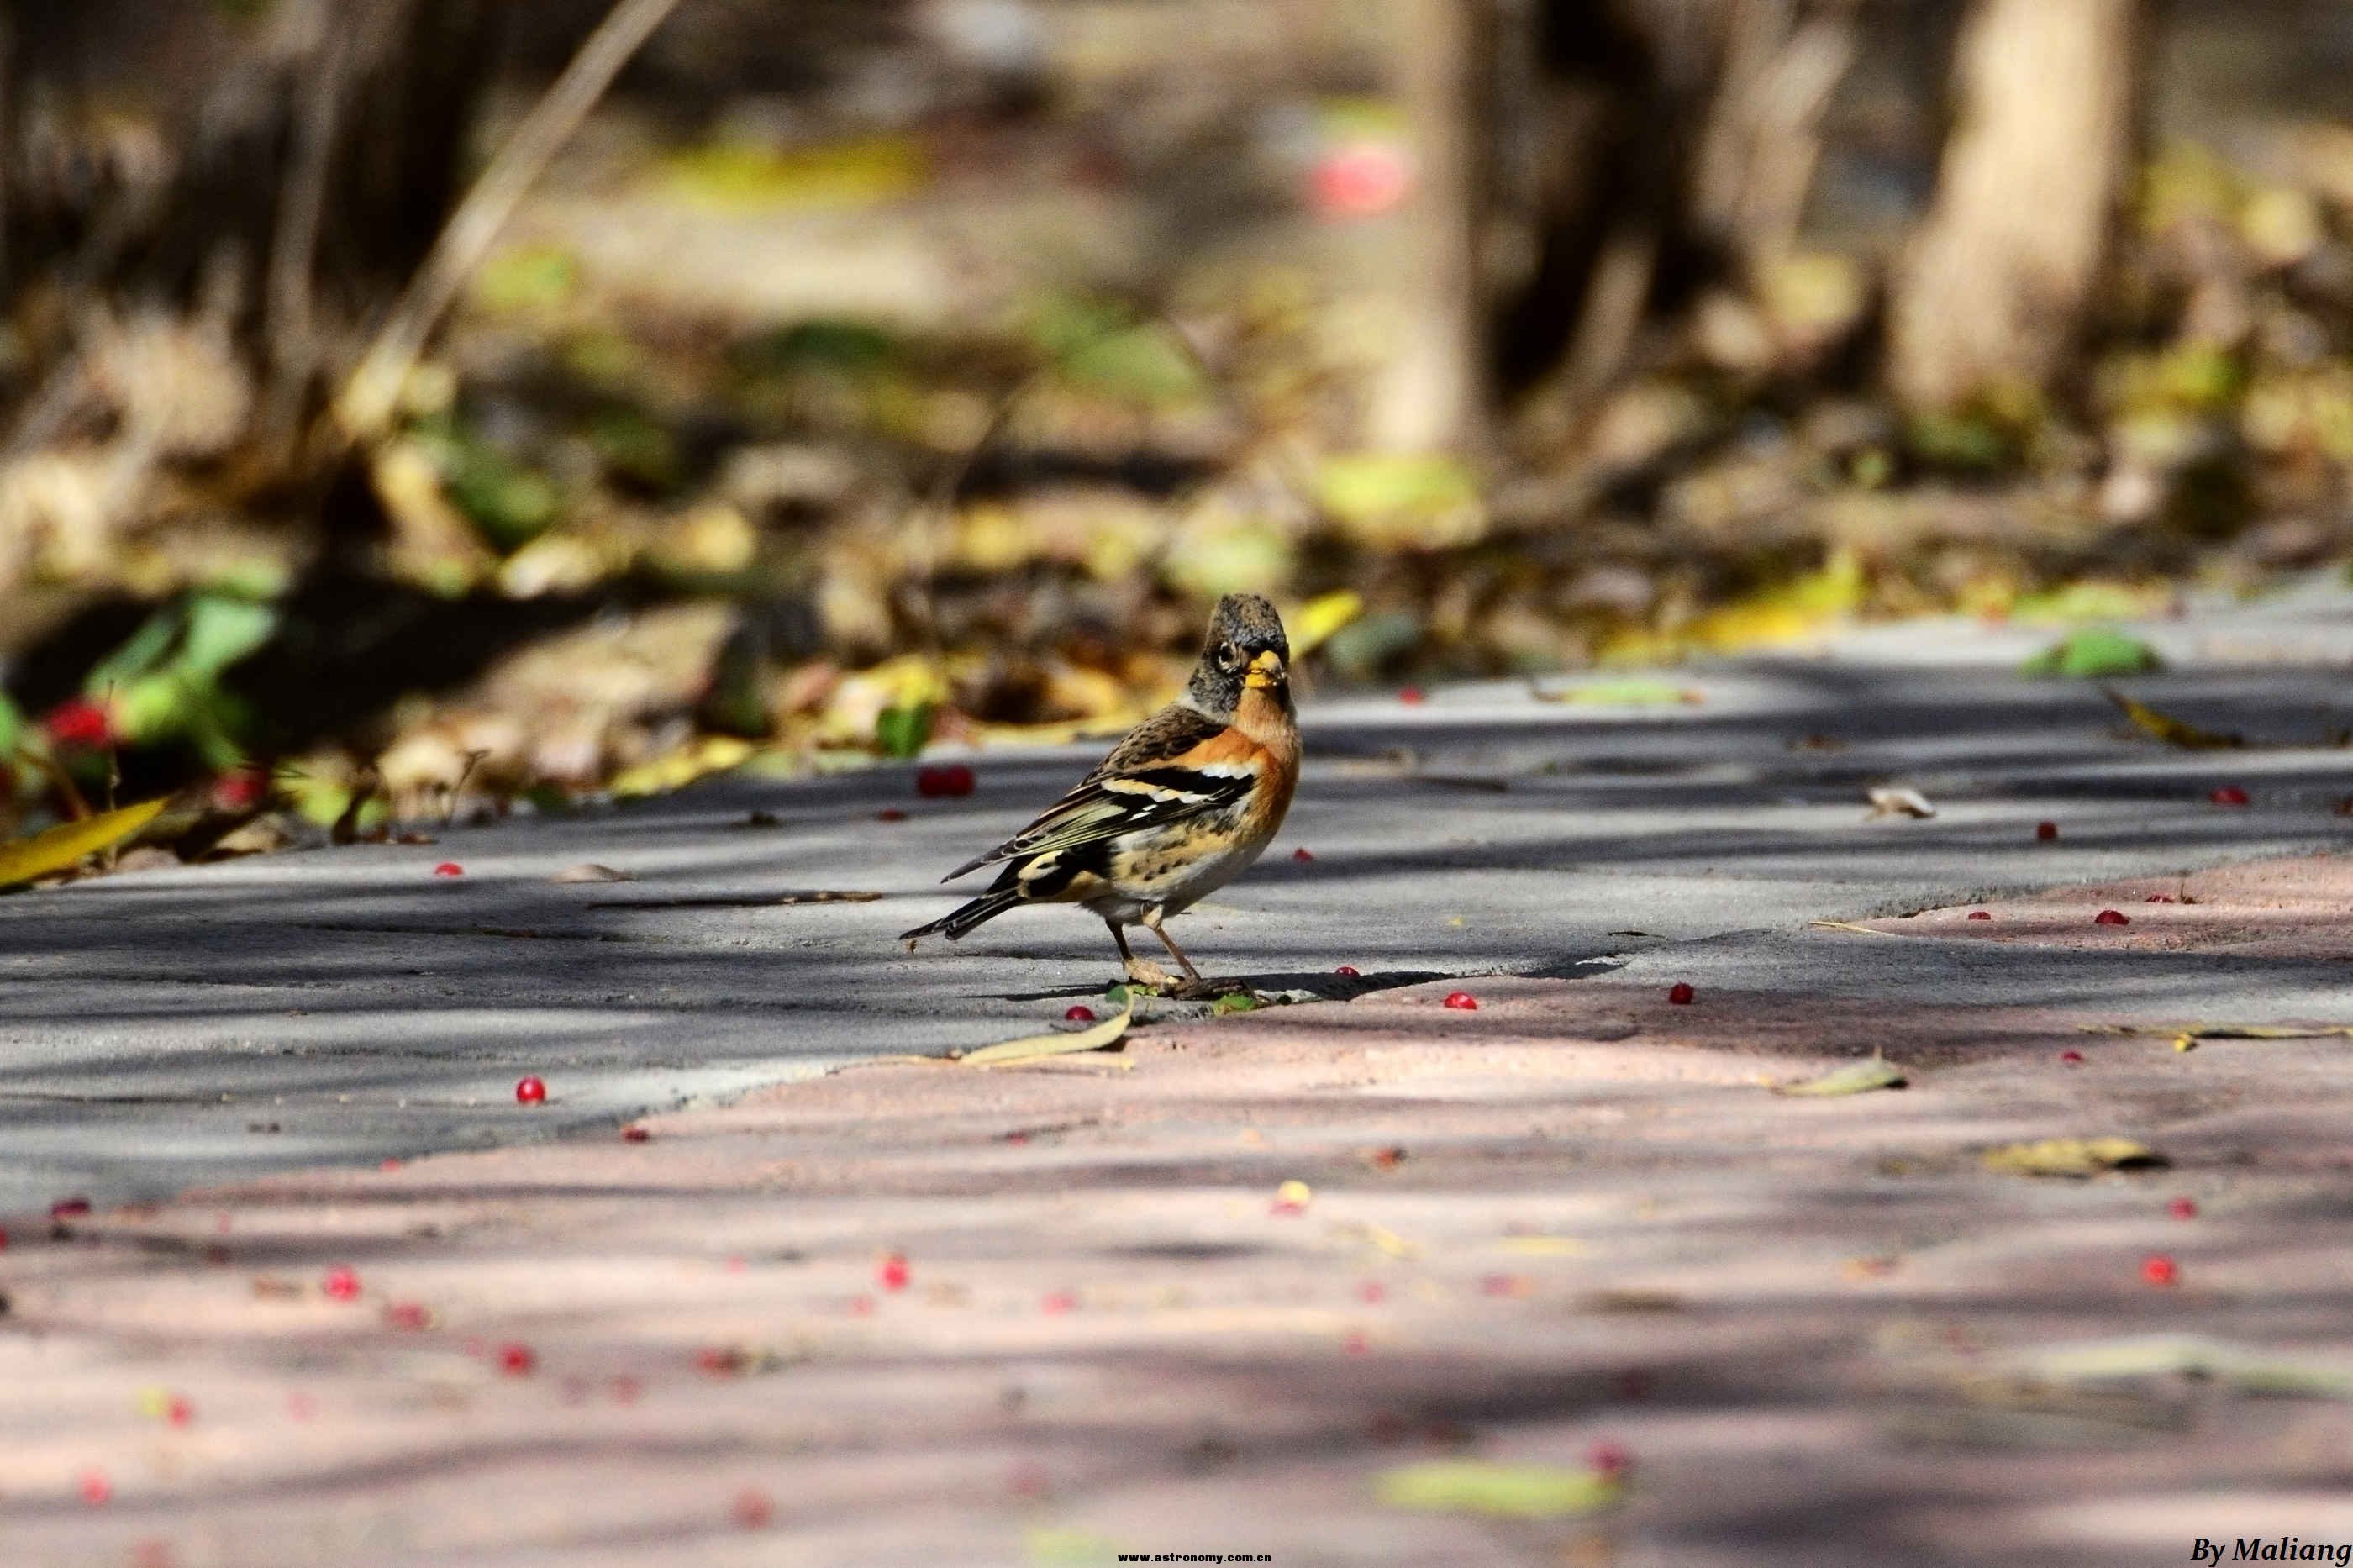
1773,1057,1907,1097
874,702,934,760
1532,681,1704,708
2101,687,2242,750
2020,628,2164,679
0,798,170,888
958,1003,1133,1066
1210,992,1260,1014
1376,1461,1621,1519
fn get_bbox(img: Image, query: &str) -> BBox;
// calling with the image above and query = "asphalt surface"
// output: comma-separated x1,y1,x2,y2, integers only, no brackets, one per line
4,587,2350,1215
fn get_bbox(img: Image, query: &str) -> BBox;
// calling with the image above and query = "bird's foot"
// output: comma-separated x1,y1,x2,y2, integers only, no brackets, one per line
1164,976,1251,1002
1122,955,1178,991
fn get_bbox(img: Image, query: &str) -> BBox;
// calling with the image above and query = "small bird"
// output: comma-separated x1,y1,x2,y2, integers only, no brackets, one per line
901,593,1299,991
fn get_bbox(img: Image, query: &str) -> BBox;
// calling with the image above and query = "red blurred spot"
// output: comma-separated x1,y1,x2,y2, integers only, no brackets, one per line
2060,1049,2086,1066
916,764,975,798
0,1225,8,1251
2169,1197,2198,1220
696,1347,741,1378
732,1487,775,1529
78,1468,112,1505
1334,964,1361,976
2209,785,2250,807
1040,1291,1077,1315
1308,142,1413,219
1342,1329,1371,1356
1588,1440,1633,1481
1667,982,1696,1005
165,1396,193,1429
379,1157,402,1171
2141,1255,2180,1287
497,1343,537,1376
2093,909,2130,926
2035,821,2059,842
383,1301,431,1331
1480,1273,1527,1297
213,767,269,810
876,808,908,822
514,1076,547,1105
1064,1004,1096,1023
612,1375,643,1404
1292,846,1315,862
878,1252,911,1292
43,699,113,751
1443,991,1478,1011
320,1265,361,1302
622,1124,650,1143
1357,1281,1387,1304
433,862,464,877
1397,687,1426,706
1966,910,1992,921
848,1294,876,1317
50,1197,91,1220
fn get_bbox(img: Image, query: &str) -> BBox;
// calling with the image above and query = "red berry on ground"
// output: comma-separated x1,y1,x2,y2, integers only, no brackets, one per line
384,1302,431,1331
1334,965,1361,976
915,763,976,798
2141,1255,2180,1287
1966,910,1992,921
2210,785,2250,806
1667,982,1696,1005
1443,991,1478,1010
1064,1005,1096,1023
1040,1291,1077,1315
2035,821,2058,841
876,808,908,822
166,1396,193,1429
0,1225,9,1251
1588,1441,1633,1481
2169,1197,2198,1220
514,1076,547,1105
2060,1050,2085,1066
696,1347,740,1377
1292,846,1315,862
1358,1281,1387,1304
1398,687,1425,705
213,767,268,810
878,1252,911,1292
622,1125,650,1143
497,1343,536,1376
433,861,463,877
79,1468,112,1505
732,1488,776,1529
321,1265,361,1302
2094,909,2130,926
50,1197,90,1221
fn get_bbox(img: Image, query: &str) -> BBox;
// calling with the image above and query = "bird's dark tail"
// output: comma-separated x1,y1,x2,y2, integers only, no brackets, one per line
900,887,1021,944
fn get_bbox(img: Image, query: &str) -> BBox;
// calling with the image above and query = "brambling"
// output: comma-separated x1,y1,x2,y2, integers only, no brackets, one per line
901,592,1299,992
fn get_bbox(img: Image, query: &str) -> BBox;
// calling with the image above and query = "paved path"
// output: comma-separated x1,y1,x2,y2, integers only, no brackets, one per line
3,587,2350,1215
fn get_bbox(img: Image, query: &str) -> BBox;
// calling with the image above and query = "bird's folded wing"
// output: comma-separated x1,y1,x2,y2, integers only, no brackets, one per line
942,708,1258,881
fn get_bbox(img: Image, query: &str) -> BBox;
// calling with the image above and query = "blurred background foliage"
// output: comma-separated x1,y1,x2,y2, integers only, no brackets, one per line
1,0,2350,860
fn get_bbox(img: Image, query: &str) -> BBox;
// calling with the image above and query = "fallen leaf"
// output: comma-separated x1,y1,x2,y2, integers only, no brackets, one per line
2077,1022,2353,1053
1774,1058,1908,1097
1530,681,1704,707
1498,1235,1587,1255
2020,629,2163,679
958,1003,1133,1067
550,863,634,884
2005,1334,2353,1399
1865,787,1937,820
1811,919,1901,937
0,798,170,888
2100,687,2242,750
1288,589,1364,658
1376,1460,1621,1519
1982,1137,2166,1178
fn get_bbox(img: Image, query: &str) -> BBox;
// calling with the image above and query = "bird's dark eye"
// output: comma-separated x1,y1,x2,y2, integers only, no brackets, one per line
1216,644,1240,671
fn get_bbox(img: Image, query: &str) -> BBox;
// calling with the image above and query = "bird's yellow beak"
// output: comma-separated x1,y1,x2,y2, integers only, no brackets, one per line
1243,648,1285,690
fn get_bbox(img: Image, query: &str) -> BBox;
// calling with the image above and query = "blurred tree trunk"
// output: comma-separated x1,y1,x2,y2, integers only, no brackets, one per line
1887,0,2145,412
1365,0,1493,453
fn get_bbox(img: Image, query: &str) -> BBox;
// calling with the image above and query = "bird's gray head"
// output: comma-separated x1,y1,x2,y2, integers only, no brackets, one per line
1185,592,1291,718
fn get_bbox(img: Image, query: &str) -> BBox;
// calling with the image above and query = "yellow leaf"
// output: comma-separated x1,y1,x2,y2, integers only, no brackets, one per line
1774,1058,1908,1097
0,798,169,888
959,1003,1133,1066
1376,1461,1621,1519
2101,687,2242,750
1288,590,1363,658
1981,1137,2165,1178
1498,1235,1586,1255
